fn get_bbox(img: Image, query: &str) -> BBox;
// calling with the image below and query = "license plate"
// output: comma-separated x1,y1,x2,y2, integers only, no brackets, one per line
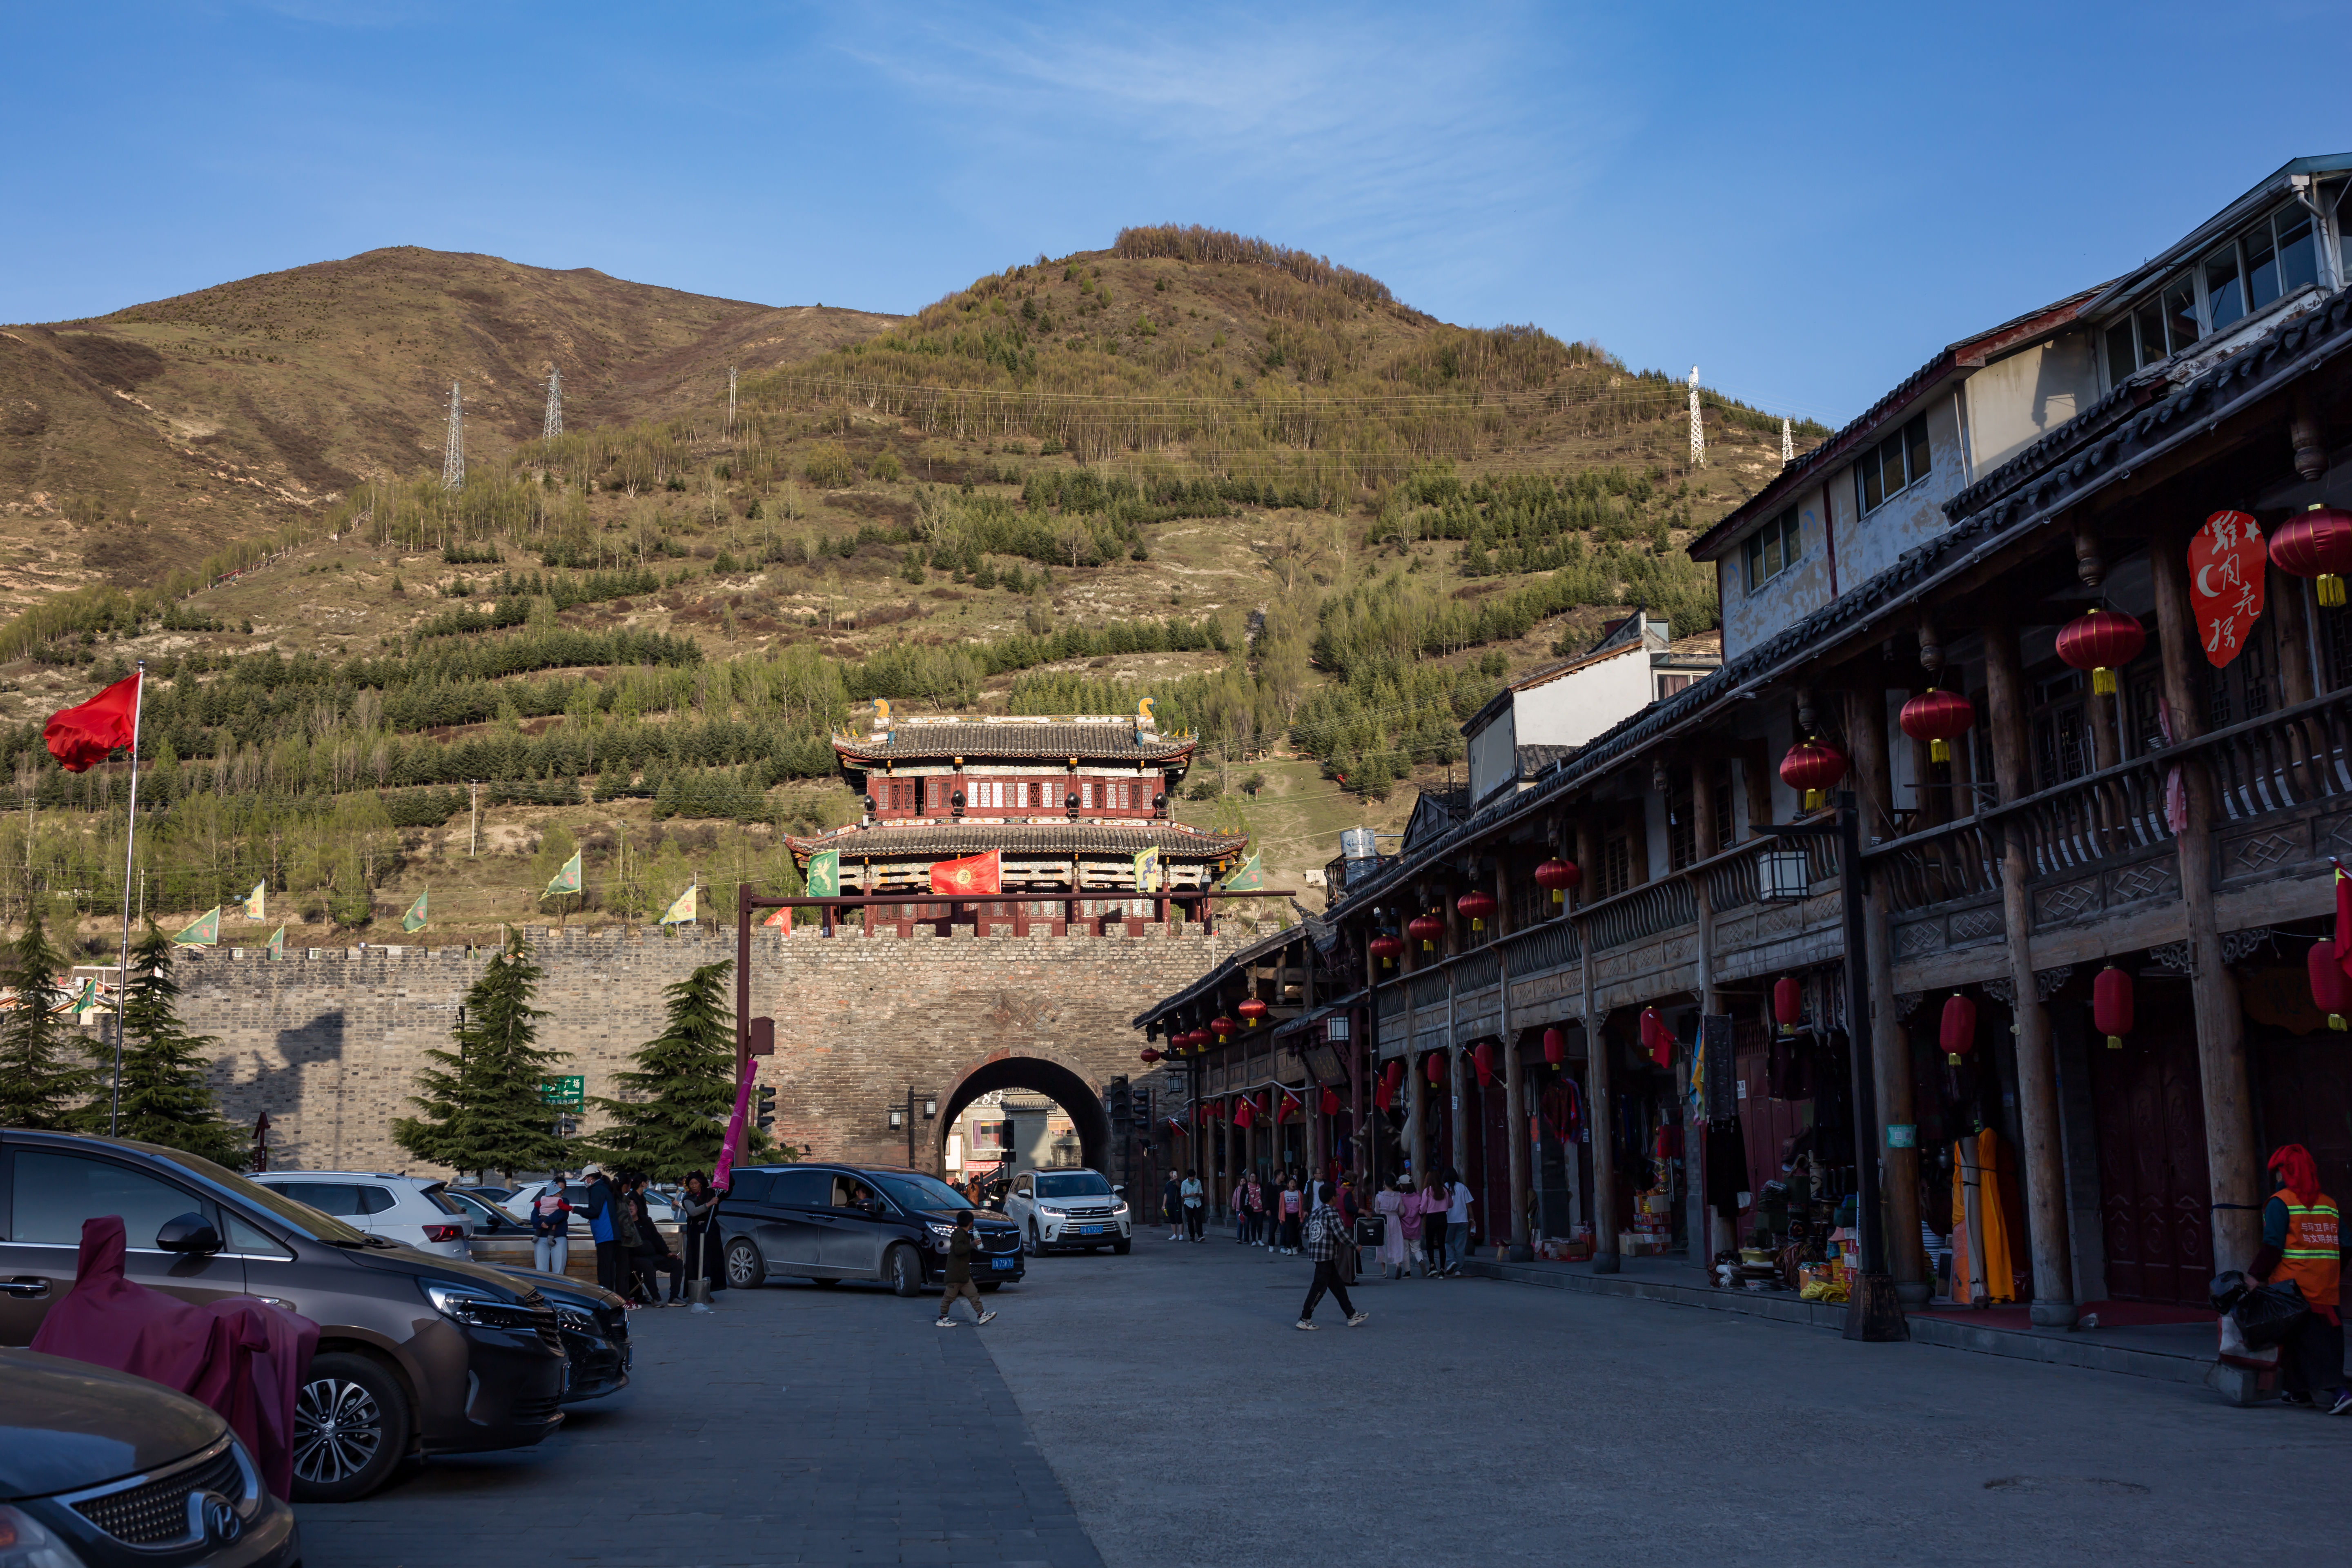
991,1256,1018,1271
1078,1225,1102,1235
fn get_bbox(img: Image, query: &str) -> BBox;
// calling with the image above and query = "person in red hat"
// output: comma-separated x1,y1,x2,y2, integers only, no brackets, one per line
2251,1144,2345,1413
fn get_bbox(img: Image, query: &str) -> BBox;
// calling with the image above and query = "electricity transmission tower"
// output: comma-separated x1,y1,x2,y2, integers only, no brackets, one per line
1687,366,1704,470
441,381,465,490
543,364,563,442
1782,416,1793,465
727,365,738,436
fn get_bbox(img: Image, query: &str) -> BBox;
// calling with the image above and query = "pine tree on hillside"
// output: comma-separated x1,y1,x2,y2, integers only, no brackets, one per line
584,960,773,1181
0,909,94,1130
391,934,572,1181
112,922,248,1167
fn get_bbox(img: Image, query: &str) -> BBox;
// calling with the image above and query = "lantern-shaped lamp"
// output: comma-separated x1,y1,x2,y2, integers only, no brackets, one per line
1211,1015,1237,1042
1140,1047,1160,1064
2093,965,2134,1050
2310,939,2351,1031
2270,503,2352,608
2055,608,2147,696
1457,890,1497,931
1639,1007,1670,1067
1237,998,1269,1028
1940,992,1977,1067
1472,1041,1494,1087
1370,932,1405,969
1384,1059,1404,1094
1425,1052,1445,1086
1780,738,1849,812
1408,912,1445,951
1320,1087,1340,1116
1772,976,1803,1037
1900,688,1975,764
1543,1026,1566,1067
1534,859,1581,904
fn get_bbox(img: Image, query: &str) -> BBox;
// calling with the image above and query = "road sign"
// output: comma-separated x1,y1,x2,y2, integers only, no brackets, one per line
541,1075,586,1109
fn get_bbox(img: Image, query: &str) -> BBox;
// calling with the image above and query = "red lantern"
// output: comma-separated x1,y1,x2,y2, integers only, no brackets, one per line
1320,1087,1340,1116
1237,998,1269,1027
2270,503,2352,608
1140,1047,1160,1063
1533,859,1581,904
2311,939,2351,1031
1457,890,1497,931
1779,739,1849,812
1425,1052,1445,1086
2054,608,2147,696
1940,992,1977,1067
1211,1015,1236,1041
1383,1059,1403,1094
1773,976,1802,1037
1900,689,1974,764
1472,1041,1494,1087
1543,1026,1565,1067
2092,965,2134,1050
1370,933,1405,969
1639,1008,1670,1067
1407,912,1445,951
1374,1076,1393,1112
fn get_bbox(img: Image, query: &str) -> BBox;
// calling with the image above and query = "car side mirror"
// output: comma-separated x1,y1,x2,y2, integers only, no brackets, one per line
1112,1185,1126,1196
155,1213,222,1255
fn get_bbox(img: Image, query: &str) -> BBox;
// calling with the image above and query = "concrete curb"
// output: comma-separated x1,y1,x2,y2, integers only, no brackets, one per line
1460,1258,2237,1394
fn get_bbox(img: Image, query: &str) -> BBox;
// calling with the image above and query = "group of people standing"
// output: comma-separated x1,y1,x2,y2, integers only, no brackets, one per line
528,1169,727,1311
1371,1169,1473,1279
1223,1169,1323,1254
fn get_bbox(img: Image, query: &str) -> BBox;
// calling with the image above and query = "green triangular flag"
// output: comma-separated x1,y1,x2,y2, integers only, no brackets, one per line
1222,851,1265,893
402,891,429,933
544,849,583,898
173,907,220,947
806,849,839,898
266,925,285,959
659,884,697,925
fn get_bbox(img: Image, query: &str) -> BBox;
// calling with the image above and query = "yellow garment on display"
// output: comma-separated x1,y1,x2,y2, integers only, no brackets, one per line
1949,1128,2020,1305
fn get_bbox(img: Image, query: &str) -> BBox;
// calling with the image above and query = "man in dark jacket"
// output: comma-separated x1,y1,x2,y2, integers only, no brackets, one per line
935,1210,995,1326
627,1176,683,1307
574,1170,624,1298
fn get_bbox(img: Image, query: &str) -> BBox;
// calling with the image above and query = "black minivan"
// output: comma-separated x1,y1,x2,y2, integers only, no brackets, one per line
717,1165,1024,1295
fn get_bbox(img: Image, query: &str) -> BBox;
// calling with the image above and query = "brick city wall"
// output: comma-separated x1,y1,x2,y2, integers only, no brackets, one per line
168,925,1247,1176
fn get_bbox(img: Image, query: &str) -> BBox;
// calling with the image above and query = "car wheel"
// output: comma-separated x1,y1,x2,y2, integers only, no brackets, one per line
977,1281,1002,1292
886,1244,922,1298
725,1238,766,1289
291,1352,410,1503
1112,1237,1132,1255
1025,1221,1041,1256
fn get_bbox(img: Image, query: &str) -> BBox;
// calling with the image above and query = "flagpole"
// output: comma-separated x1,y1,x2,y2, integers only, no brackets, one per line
111,663,145,1137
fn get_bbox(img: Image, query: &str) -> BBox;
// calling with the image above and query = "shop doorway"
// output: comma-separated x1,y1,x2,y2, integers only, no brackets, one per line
2086,993,2211,1306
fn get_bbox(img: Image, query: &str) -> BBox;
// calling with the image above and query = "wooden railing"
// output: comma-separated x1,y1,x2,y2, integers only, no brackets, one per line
1585,876,1697,951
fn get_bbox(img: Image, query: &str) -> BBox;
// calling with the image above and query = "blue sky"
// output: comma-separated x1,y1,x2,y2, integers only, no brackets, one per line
3,2,2342,422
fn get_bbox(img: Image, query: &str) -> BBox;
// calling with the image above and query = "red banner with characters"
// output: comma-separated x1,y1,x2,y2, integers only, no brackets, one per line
2190,510,2266,668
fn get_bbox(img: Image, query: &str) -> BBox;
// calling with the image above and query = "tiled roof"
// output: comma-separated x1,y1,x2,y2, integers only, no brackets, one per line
835,721,1195,762
786,821,1249,862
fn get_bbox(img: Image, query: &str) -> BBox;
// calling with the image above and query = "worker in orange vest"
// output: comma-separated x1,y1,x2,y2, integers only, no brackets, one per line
2252,1143,2345,1414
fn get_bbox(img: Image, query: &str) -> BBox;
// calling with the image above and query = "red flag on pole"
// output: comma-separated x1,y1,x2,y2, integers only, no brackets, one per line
45,672,141,772
929,851,1002,896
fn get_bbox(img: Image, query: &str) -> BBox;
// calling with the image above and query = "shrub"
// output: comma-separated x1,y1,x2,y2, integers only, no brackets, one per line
802,441,855,488
868,451,903,483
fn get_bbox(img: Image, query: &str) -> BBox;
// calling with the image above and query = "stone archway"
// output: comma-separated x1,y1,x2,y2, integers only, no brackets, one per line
937,1048,1112,1177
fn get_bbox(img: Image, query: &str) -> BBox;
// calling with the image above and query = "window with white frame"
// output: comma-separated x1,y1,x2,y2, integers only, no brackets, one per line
1742,506,1803,591
2102,198,2331,383
1855,414,1931,515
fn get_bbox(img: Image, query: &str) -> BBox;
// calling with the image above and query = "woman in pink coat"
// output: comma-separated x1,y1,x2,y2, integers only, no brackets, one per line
1373,1175,1413,1279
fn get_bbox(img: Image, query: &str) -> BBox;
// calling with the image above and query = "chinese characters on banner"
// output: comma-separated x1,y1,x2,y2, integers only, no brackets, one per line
2189,509,2266,668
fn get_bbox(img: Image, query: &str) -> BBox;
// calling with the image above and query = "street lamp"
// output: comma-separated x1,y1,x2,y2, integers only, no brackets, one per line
1757,788,1907,1343
1757,845,1811,903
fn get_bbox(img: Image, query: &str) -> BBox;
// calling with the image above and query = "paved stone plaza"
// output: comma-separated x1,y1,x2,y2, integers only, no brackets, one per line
305,1239,2348,1566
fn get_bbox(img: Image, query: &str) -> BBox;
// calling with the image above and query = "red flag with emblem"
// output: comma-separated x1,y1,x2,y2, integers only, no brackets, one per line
929,851,1001,896
44,671,141,772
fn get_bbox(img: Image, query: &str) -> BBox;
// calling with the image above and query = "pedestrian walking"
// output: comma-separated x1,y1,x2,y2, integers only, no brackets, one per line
1443,1167,1474,1276
1234,1174,1258,1243
1335,1176,1362,1284
1163,1172,1184,1241
678,1170,722,1310
1416,1174,1448,1278
935,1210,997,1327
2252,1143,2346,1413
1374,1175,1411,1279
1278,1176,1305,1254
531,1174,572,1276
1295,1183,1368,1330
576,1169,626,1300
1181,1171,1205,1241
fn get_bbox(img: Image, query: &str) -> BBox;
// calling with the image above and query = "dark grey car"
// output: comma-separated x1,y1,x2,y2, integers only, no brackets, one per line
0,1346,299,1568
0,1131,568,1502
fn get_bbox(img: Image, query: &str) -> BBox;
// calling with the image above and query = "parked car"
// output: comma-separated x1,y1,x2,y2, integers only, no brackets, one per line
442,1188,538,1269
0,1131,568,1502
450,1184,514,1208
492,1267,630,1403
0,1346,300,1568
715,1165,1024,1295
1000,1168,1132,1254
245,1171,472,1258
502,1179,677,1240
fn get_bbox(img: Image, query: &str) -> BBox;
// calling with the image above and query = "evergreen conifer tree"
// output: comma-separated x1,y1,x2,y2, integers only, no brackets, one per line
112,922,248,1166
391,934,572,1180
0,908,94,1129
584,960,771,1180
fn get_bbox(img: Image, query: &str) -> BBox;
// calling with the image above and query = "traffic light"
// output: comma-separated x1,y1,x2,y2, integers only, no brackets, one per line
1108,1075,1132,1125
755,1085,777,1131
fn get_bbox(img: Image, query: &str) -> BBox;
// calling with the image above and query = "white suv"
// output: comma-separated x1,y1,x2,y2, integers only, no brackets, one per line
1001,1168,1131,1255
249,1171,474,1257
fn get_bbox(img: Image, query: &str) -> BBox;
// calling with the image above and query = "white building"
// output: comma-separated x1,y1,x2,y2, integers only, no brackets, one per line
1461,611,1722,806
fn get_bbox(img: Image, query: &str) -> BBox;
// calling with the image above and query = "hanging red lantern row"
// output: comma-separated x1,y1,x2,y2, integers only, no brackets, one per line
2093,965,2134,1050
1425,1052,1445,1086
1543,1026,1565,1067
1457,890,1497,931
1369,932,1405,969
1320,1087,1341,1116
1779,738,1849,813
1533,859,1581,904
2269,503,2352,608
1900,688,1975,764
1407,912,1446,951
1773,976,1803,1037
1638,1008,1671,1067
1940,993,1977,1067
2054,608,2146,696
1237,998,1269,1028
1211,1014,1237,1042
1472,1041,1494,1087
2311,939,2351,1031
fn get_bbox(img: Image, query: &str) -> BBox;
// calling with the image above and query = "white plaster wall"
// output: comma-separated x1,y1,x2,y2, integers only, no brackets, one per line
1509,645,1654,750
1966,328,2101,471
1720,480,1836,662
1468,706,1517,803
1838,395,1967,588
